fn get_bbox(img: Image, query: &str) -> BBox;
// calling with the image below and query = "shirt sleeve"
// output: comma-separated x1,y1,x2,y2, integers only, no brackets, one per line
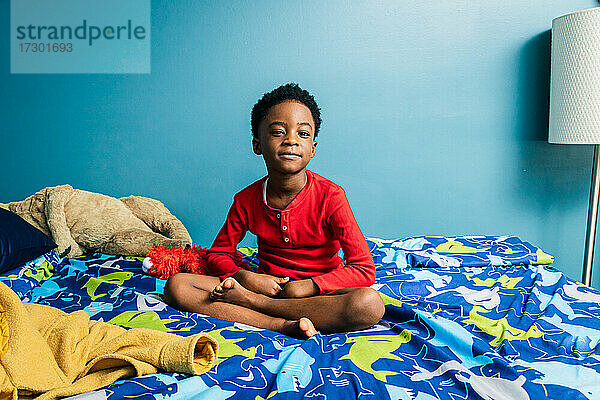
311,188,376,293
206,193,249,279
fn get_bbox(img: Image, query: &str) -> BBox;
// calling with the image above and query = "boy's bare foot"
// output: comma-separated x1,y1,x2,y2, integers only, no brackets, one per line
210,278,317,339
210,277,255,308
280,317,317,339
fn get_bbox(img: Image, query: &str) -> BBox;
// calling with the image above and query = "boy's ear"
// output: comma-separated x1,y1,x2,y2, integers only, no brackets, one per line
252,136,262,155
311,141,318,157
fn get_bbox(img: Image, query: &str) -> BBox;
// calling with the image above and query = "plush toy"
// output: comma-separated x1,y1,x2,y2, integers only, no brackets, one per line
143,244,248,279
0,184,192,258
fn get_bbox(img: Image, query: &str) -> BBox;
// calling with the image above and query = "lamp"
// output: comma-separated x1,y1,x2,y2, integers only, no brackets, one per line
549,7,600,286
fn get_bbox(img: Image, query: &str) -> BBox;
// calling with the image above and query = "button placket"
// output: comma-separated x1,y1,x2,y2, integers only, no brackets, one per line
282,212,290,244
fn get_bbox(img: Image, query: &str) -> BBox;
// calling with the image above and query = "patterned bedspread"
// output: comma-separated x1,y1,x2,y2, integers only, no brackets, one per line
2,236,599,400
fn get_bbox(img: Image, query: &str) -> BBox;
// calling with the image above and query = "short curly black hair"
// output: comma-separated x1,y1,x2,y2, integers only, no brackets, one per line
251,83,322,138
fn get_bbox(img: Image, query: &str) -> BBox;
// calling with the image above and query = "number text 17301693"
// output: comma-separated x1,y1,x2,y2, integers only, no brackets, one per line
19,43,73,53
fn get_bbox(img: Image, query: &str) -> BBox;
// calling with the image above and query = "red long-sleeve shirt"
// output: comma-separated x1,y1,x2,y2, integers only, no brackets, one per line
206,170,375,294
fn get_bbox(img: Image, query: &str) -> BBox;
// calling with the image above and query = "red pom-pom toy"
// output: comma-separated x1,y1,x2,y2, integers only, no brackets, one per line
143,244,248,279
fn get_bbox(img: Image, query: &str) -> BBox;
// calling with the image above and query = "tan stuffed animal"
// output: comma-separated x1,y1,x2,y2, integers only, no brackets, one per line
0,184,192,258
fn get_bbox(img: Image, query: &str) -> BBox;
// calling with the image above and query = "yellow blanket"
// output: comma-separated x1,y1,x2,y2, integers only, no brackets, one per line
0,281,218,400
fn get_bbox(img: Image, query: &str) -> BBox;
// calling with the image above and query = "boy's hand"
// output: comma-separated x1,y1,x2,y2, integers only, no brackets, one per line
233,269,289,297
278,279,320,298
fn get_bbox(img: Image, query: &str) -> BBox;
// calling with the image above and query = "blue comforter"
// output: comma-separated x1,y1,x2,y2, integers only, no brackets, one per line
2,236,599,400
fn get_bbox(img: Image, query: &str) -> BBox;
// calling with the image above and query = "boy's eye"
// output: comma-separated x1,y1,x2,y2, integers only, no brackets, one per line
271,130,284,136
299,131,311,138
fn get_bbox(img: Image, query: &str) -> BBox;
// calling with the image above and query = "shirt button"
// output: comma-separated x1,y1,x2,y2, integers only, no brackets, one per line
282,225,288,231
284,237,290,243
276,214,281,218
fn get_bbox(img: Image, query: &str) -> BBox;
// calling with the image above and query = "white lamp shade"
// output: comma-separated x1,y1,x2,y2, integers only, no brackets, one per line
549,8,600,144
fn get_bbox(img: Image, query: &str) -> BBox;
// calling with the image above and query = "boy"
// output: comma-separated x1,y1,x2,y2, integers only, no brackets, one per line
164,83,385,339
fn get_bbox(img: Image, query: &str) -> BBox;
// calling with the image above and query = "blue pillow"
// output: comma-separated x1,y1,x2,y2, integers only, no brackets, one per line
368,235,554,270
0,207,57,273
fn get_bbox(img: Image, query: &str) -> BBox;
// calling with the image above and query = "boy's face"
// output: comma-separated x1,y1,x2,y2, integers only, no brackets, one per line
253,100,317,177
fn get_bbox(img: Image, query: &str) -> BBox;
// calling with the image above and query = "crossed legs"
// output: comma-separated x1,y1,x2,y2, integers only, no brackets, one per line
163,273,385,339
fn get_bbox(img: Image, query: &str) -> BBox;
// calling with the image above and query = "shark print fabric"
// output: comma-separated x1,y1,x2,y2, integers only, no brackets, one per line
1,236,599,400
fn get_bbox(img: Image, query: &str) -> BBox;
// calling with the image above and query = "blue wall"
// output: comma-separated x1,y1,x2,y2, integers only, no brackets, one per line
2,1,599,287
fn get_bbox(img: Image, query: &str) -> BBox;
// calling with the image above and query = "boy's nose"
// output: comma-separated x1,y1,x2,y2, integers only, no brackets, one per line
283,132,300,145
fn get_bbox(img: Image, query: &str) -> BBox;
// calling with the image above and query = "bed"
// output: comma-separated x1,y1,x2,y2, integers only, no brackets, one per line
2,235,600,400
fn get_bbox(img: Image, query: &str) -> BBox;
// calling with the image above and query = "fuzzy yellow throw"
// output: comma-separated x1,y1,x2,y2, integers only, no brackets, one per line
0,281,218,400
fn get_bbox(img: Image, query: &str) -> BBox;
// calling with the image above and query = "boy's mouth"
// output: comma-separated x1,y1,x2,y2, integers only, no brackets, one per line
279,152,301,160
